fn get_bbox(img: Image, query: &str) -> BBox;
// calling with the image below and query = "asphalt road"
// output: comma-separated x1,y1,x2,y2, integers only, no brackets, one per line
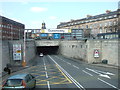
1,55,119,90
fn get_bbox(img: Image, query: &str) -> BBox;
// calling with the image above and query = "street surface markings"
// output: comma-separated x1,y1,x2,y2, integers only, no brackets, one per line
98,78,119,89
35,64,72,86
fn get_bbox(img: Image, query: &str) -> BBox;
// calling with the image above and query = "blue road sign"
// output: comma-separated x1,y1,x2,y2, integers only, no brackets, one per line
40,34,48,37
53,34,60,39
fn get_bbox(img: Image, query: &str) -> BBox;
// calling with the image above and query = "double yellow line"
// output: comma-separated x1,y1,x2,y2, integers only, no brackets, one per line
56,64,72,83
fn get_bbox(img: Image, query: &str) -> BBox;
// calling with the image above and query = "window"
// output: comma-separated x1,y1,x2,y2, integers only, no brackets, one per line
105,22,107,26
25,75,31,83
109,22,112,26
114,21,116,25
100,28,102,33
4,79,22,86
81,45,82,48
86,25,88,28
104,17,108,19
114,15,117,17
108,16,113,19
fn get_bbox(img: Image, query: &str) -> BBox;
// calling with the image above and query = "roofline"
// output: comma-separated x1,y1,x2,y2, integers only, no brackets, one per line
58,10,118,25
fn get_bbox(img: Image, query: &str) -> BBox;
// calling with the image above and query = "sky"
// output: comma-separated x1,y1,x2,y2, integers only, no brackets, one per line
0,0,119,29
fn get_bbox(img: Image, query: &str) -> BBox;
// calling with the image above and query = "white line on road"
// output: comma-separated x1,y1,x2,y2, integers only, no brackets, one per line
67,62,71,65
45,71,48,78
95,70,115,76
82,70,93,76
45,66,47,71
98,78,119,89
47,81,50,90
43,57,46,66
43,58,47,71
86,68,111,79
48,55,85,90
73,65,79,69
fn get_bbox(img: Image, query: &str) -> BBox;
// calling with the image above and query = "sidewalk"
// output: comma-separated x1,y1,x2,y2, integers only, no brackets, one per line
1,65,30,78
91,63,120,70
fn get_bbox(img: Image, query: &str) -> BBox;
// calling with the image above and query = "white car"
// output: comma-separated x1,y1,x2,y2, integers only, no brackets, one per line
39,53,43,57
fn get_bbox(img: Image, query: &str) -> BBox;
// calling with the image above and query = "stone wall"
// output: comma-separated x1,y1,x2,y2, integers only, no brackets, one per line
59,40,87,61
1,41,10,73
1,40,36,73
59,39,119,66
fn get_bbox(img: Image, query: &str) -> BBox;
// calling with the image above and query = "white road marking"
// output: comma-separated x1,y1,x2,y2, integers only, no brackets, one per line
98,78,119,89
86,68,111,79
47,81,50,90
45,72,48,78
73,65,79,69
82,70,93,76
67,62,71,65
94,70,115,76
43,58,47,71
55,56,72,66
45,66,47,71
43,58,46,66
48,55,85,90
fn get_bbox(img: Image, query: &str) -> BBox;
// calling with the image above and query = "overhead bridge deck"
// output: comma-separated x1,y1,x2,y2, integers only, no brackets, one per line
35,40,60,46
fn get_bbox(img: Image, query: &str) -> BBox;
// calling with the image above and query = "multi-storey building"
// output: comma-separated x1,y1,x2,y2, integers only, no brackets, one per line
0,16,25,40
57,10,119,39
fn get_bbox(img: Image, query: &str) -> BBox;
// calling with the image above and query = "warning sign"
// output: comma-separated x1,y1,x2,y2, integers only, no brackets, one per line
94,49,99,58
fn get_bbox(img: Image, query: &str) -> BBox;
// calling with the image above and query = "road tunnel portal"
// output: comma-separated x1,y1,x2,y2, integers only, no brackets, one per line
36,46,59,55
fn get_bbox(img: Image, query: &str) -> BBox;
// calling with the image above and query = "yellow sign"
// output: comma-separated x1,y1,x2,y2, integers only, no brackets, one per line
16,50,21,53
68,29,72,33
41,29,45,33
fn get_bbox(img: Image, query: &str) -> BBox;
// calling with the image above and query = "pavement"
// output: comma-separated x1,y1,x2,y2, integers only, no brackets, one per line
1,56,36,78
1,56,119,78
91,63,120,70
1,65,28,78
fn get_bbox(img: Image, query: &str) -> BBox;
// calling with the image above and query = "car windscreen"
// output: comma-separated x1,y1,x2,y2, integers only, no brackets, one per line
4,79,22,86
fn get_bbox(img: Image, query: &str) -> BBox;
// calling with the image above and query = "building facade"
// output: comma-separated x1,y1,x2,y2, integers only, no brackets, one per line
0,16,25,40
57,10,119,39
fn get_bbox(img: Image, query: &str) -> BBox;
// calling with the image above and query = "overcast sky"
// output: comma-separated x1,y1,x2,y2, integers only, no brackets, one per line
0,0,119,29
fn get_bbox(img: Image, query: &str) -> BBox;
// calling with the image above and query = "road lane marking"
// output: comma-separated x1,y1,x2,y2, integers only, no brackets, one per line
45,66,47,70
98,78,119,89
56,65,72,83
43,57,46,66
47,81,50,90
55,56,72,66
86,68,111,79
48,55,85,90
73,65,79,69
45,71,48,78
94,69,115,76
67,62,71,65
82,70,93,76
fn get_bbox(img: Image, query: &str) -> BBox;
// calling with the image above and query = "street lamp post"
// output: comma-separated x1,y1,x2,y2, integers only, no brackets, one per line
22,30,26,67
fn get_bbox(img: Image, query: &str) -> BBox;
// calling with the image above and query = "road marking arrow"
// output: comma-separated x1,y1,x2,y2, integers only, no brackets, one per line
86,68,111,79
94,69,115,76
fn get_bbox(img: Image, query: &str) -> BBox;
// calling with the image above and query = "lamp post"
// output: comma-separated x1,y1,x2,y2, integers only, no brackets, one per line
22,30,26,67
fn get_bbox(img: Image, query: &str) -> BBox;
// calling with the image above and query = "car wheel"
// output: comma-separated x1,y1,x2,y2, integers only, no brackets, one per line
33,80,36,88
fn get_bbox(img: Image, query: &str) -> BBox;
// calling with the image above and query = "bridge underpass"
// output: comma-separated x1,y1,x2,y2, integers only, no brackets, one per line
36,46,59,55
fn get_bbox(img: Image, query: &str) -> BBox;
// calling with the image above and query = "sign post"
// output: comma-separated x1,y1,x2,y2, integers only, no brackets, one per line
22,30,26,67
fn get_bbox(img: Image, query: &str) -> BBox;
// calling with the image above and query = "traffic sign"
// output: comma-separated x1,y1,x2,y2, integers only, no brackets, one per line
53,34,60,39
94,49,99,58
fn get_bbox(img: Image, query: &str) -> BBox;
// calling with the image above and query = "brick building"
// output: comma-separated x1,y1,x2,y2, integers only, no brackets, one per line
57,10,119,39
0,16,25,40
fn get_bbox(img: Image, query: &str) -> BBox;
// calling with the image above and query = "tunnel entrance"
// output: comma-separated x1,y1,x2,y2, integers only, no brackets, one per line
36,46,59,55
